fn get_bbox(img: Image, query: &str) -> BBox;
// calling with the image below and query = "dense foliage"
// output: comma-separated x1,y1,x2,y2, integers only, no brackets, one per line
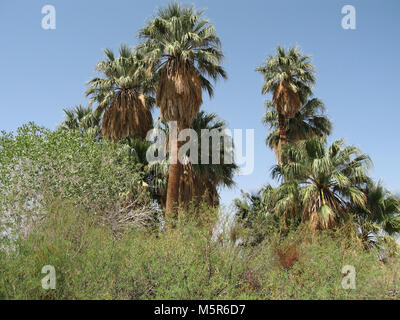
1,202,399,299
0,1,399,301
0,123,157,245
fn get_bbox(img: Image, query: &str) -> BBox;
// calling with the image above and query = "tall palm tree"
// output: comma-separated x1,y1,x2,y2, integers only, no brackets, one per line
264,97,332,161
86,44,156,142
59,105,101,138
256,46,316,160
138,2,227,215
272,137,372,230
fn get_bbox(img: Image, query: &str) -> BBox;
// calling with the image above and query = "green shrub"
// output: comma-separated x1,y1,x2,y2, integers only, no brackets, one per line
244,227,400,299
0,123,398,300
0,123,149,243
0,202,247,299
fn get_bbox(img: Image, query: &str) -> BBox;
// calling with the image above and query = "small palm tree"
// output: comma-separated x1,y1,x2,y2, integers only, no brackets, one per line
264,97,332,161
153,111,237,209
179,111,237,208
353,182,400,246
256,46,316,158
138,2,227,215
59,105,101,138
272,137,372,230
86,44,156,142
233,185,281,245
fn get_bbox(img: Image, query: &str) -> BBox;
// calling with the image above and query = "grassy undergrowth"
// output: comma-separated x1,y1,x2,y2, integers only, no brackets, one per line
1,200,399,300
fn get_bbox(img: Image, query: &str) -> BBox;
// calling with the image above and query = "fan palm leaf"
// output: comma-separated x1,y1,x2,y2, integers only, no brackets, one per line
272,137,372,230
264,97,332,161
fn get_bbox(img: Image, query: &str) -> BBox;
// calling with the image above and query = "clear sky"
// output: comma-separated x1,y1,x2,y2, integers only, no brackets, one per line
0,0,399,206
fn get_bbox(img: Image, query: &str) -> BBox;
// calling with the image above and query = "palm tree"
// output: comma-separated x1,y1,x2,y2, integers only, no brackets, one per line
272,137,372,230
86,44,156,142
138,2,227,215
353,182,400,247
256,46,316,160
234,185,280,245
59,105,101,138
264,97,332,161
179,111,237,208
153,111,237,209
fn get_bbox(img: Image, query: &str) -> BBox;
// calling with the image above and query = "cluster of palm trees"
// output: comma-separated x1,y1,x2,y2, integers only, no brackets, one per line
235,46,400,246
60,2,235,217
59,1,399,244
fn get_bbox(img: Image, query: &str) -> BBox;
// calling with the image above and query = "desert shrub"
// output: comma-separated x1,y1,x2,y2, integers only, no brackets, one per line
0,201,118,299
245,226,400,299
0,202,248,299
1,200,398,300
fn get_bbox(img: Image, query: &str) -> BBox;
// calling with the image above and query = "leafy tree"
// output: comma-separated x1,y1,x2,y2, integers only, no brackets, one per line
256,46,315,160
138,1,227,215
0,123,150,242
86,44,156,141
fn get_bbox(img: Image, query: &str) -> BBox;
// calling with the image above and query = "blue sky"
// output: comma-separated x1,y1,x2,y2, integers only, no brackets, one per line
0,0,399,206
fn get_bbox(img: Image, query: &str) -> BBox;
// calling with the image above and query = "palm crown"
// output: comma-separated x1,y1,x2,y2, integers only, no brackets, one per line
153,111,237,208
190,111,237,191
256,46,316,118
86,44,156,141
272,137,372,229
354,182,400,242
59,105,101,138
264,97,332,160
138,1,227,127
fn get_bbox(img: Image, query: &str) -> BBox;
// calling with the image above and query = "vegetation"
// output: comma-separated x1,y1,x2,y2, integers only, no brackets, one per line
1,202,399,300
0,1,399,300
138,2,227,215
272,137,372,230
263,97,332,161
256,46,316,161
86,44,155,141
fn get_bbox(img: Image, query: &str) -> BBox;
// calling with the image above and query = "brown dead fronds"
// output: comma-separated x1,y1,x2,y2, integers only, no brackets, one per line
102,90,153,141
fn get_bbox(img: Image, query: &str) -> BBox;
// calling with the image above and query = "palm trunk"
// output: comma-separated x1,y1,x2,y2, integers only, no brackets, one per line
165,126,180,218
277,113,287,165
278,113,287,145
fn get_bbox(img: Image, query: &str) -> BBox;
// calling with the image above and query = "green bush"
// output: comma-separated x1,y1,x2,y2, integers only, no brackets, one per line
0,123,147,243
